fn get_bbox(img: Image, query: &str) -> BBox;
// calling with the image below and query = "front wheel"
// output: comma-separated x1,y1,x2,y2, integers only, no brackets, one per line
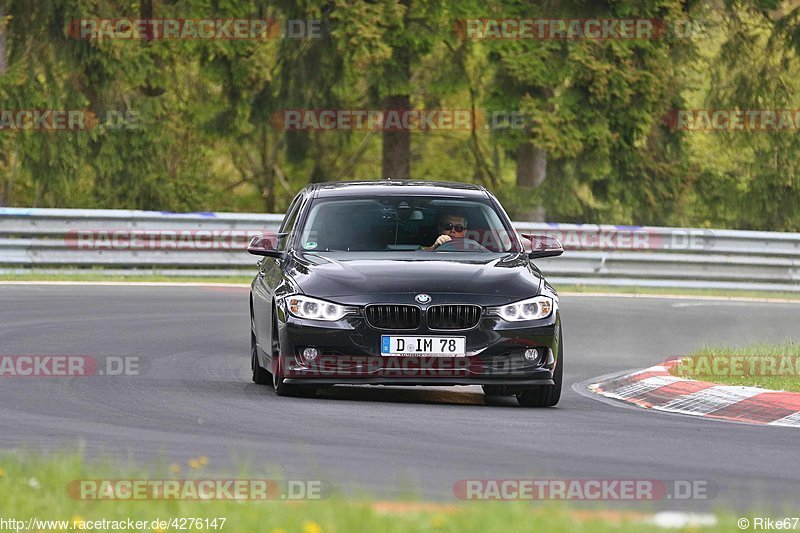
516,328,563,408
251,319,271,385
272,353,298,396
270,317,311,396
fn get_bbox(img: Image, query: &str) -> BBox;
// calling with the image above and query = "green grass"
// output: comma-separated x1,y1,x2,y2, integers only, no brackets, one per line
557,284,800,300
0,452,757,532
669,342,800,392
0,273,252,284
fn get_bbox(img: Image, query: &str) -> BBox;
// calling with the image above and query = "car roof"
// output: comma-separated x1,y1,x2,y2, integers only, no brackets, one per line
305,180,490,199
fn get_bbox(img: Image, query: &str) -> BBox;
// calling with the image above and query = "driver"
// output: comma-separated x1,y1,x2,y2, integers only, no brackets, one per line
421,212,468,251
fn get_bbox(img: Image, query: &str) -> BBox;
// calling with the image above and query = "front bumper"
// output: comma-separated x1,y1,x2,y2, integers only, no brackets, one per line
276,306,561,387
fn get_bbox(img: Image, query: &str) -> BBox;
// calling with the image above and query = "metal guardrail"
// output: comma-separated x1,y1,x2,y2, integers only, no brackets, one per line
1,207,799,291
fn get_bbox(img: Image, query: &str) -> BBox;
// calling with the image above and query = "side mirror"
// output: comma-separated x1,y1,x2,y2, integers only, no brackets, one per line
247,233,285,259
520,233,564,259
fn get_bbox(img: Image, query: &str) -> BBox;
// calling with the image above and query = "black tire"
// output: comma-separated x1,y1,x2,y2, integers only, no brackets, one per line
251,318,271,385
516,328,563,408
272,354,296,396
270,315,309,396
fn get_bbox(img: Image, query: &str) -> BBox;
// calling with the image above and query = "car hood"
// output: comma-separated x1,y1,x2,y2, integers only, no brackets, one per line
288,252,543,305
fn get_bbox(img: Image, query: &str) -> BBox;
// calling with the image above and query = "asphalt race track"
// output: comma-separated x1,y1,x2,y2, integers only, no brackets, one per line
1,284,799,511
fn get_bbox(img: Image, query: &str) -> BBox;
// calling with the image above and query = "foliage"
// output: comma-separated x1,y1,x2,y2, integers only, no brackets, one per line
1,0,798,231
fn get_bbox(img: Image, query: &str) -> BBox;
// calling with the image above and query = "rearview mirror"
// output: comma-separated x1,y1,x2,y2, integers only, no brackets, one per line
520,233,564,259
247,233,285,259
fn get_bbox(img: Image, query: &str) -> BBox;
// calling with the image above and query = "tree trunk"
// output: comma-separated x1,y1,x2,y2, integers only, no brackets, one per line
381,18,411,181
516,143,548,221
0,0,9,207
140,0,153,41
310,132,327,183
0,0,6,74
381,94,411,180
261,124,276,213
516,142,547,188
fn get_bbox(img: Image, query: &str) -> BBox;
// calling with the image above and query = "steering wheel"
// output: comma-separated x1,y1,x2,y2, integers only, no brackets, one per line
435,237,490,252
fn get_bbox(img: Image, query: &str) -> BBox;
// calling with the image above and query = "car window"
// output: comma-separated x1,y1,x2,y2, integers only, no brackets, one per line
297,196,520,253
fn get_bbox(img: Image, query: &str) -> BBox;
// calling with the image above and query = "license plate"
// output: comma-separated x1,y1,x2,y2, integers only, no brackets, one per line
381,336,466,357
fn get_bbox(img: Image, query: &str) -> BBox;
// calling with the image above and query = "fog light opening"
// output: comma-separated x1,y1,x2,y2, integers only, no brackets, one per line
523,348,539,363
302,347,320,363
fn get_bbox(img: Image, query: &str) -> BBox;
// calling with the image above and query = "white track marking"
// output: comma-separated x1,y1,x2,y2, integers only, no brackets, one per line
654,386,764,416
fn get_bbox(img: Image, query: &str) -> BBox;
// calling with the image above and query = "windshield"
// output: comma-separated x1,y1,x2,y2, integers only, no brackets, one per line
296,196,520,253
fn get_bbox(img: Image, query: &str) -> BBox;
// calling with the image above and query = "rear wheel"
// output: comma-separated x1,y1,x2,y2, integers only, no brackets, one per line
516,328,563,408
251,317,271,385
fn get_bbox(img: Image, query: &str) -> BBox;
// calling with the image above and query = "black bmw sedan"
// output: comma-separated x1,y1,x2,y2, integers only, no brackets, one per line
248,180,564,407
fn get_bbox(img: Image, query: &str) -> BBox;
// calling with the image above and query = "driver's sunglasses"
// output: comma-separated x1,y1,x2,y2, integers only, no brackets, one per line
440,222,467,232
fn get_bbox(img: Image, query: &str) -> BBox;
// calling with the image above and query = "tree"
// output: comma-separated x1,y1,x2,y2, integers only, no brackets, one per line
0,0,9,206
329,0,448,180
483,0,699,223
696,1,800,230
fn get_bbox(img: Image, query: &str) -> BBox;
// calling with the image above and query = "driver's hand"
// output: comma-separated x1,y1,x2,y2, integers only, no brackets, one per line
433,234,452,249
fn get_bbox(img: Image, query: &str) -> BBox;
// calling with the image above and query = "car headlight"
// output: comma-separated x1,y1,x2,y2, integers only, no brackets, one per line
285,295,354,321
489,296,554,321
